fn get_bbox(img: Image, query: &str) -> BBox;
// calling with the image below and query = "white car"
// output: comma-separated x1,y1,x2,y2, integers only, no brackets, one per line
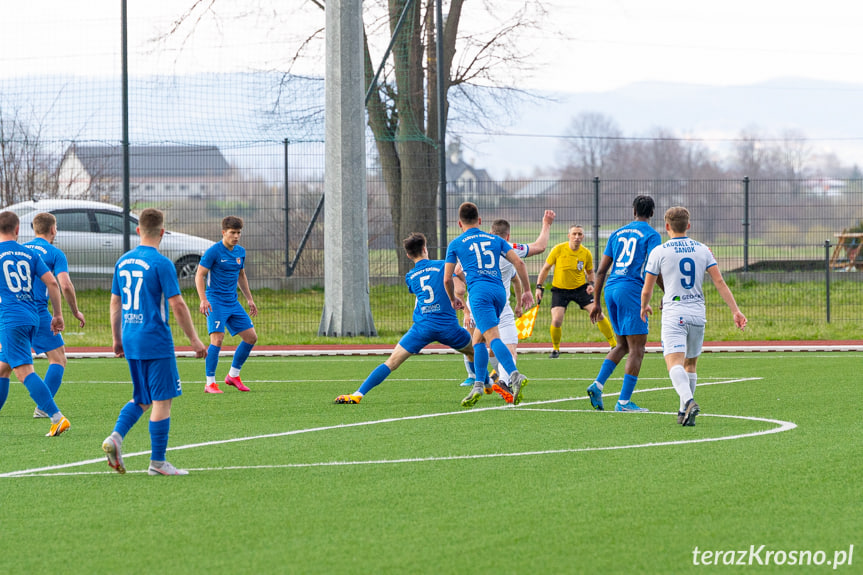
5,199,214,279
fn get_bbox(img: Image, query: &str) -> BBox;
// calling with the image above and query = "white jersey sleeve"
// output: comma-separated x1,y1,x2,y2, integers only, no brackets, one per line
498,242,529,296
646,237,717,319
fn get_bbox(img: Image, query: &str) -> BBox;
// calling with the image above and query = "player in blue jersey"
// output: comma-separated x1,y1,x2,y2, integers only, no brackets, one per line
24,212,86,419
587,195,663,412
334,232,475,404
642,206,747,426
0,211,71,437
195,216,258,394
102,209,207,476
443,202,534,407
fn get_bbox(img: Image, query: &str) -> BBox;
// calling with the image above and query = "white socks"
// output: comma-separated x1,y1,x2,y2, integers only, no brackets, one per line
669,365,693,411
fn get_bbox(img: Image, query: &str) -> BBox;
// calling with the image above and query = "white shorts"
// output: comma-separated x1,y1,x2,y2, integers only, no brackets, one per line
660,314,705,358
464,299,517,345
498,305,517,345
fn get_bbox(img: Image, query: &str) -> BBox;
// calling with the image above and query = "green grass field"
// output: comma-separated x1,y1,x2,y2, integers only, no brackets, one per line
1,351,860,573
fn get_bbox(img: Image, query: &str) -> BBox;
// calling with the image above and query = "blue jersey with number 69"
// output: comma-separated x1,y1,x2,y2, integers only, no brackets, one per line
111,245,181,360
406,259,457,326
603,221,662,290
445,228,511,294
0,240,50,327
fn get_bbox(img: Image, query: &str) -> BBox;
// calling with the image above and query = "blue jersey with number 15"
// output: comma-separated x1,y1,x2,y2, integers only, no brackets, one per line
406,259,457,327
445,228,511,293
111,245,181,360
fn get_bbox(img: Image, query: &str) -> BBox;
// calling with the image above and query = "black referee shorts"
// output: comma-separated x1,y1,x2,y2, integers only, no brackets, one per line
550,285,594,310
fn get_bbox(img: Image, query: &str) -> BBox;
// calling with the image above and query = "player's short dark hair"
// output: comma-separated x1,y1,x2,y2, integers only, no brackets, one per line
458,202,479,225
569,224,585,233
665,206,690,233
32,212,56,235
402,232,426,259
491,219,510,238
633,195,655,218
222,215,244,231
0,211,20,234
138,208,164,237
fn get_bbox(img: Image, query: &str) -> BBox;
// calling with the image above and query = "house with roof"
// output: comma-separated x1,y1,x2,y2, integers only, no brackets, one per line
446,139,506,208
56,144,231,203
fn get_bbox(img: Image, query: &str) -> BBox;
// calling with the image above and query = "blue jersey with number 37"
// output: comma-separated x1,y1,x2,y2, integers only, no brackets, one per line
111,245,181,360
406,259,458,327
603,221,662,290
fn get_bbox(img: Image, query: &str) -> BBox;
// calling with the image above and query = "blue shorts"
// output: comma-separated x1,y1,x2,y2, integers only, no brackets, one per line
32,308,64,354
127,356,182,405
467,287,506,334
0,323,37,368
207,300,254,336
604,284,648,336
398,322,472,354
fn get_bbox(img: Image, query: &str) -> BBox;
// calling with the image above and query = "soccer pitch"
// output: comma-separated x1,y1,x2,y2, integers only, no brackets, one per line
1,351,860,574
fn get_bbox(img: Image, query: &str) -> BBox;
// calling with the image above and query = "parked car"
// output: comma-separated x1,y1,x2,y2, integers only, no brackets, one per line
4,199,214,279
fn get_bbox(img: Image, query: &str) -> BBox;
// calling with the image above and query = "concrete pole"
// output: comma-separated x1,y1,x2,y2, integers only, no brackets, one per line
318,0,377,337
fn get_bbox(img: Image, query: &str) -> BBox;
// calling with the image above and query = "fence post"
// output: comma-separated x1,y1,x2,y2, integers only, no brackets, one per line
593,176,600,269
743,176,750,272
825,239,831,323
284,138,290,277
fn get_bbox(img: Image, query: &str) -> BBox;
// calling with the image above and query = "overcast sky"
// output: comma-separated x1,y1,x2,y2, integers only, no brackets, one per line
3,0,863,91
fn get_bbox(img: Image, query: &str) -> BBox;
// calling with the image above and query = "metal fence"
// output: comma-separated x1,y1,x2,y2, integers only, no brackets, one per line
37,142,863,340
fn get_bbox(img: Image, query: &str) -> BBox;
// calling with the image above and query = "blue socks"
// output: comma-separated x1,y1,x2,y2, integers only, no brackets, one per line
358,364,391,395
473,343,489,385
44,364,65,398
489,338,516,374
232,341,254,370
594,359,618,388
0,377,8,412
23,372,58,416
619,374,638,403
205,345,221,377
114,401,145,437
149,418,171,461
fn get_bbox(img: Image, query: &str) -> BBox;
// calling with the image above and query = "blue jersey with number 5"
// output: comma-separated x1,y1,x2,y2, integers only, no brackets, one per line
406,259,457,326
603,221,662,289
111,245,181,360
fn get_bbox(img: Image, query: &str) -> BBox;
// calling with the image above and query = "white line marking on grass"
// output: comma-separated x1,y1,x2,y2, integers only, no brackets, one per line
2,377,793,478
8,411,794,477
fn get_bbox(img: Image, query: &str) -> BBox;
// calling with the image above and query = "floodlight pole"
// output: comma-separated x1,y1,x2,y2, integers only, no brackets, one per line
318,0,377,337
436,0,447,258
121,0,131,252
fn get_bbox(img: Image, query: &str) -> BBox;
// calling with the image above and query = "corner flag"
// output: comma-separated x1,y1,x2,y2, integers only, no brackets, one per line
515,305,539,340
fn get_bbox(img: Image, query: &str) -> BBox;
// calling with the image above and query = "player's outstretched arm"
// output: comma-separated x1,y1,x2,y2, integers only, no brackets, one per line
506,251,534,309
41,271,64,334
707,266,747,330
641,273,658,321
238,269,258,317
109,294,124,357
589,255,613,324
57,271,85,327
526,210,556,257
443,262,463,310
195,264,211,316
170,295,208,358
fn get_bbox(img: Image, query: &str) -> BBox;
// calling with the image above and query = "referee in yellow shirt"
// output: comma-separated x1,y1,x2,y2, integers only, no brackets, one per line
534,225,617,357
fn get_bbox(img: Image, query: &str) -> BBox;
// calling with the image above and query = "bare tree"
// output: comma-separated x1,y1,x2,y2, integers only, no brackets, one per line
776,127,811,180
558,112,622,179
167,0,552,274
0,103,56,206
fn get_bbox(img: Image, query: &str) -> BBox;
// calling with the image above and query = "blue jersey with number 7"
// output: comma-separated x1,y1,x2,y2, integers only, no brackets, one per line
111,245,181,360
603,220,662,289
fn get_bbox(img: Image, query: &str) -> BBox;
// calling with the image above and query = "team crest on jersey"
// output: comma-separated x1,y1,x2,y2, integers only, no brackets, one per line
678,316,685,325
577,261,584,271
236,258,241,265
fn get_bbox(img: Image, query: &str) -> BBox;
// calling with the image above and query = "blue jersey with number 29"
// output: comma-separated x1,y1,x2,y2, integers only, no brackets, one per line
603,220,662,290
111,245,181,360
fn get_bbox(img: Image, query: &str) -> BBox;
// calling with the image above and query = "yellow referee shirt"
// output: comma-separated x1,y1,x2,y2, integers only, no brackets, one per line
546,242,593,290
